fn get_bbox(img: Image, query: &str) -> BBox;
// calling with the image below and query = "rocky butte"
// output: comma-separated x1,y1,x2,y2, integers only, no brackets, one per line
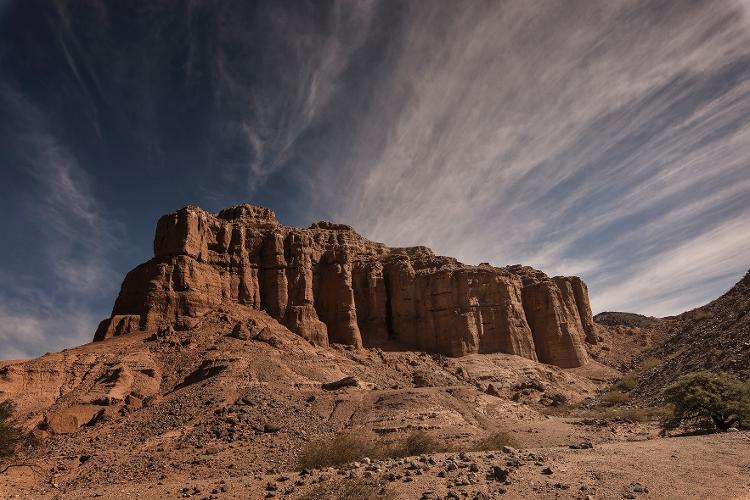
94,204,597,368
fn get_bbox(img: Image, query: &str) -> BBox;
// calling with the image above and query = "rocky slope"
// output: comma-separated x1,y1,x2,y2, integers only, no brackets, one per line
633,270,750,401
94,204,596,368
0,303,616,497
593,312,659,329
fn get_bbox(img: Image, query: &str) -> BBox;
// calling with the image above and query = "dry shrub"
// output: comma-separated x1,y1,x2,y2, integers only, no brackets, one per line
602,390,629,405
297,433,376,470
639,357,660,371
402,430,441,455
545,405,669,423
0,400,22,458
299,429,528,471
473,431,518,451
617,407,671,423
297,430,446,470
614,373,639,392
299,477,394,500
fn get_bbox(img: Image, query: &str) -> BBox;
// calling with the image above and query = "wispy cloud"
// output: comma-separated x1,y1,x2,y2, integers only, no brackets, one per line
0,294,96,360
2,85,118,291
0,84,117,358
2,0,750,362
272,0,750,316
592,213,750,315
205,0,378,190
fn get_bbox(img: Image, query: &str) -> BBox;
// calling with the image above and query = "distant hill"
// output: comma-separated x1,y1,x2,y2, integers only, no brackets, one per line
593,311,660,328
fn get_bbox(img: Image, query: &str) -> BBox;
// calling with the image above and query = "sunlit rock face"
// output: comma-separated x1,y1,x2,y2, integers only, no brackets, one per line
94,204,594,367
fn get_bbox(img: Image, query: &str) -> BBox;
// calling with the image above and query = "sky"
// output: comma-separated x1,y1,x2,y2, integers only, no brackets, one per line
1,0,749,360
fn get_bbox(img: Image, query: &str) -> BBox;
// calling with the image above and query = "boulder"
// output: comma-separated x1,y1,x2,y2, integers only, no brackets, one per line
44,405,103,434
321,376,361,391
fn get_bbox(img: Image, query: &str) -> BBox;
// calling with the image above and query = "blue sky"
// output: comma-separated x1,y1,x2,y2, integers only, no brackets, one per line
1,0,749,359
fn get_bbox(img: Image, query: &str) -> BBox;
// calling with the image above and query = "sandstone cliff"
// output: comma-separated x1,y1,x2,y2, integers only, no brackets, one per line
94,204,596,368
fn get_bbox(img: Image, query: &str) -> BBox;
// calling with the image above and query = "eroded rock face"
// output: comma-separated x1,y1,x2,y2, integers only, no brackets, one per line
94,204,595,367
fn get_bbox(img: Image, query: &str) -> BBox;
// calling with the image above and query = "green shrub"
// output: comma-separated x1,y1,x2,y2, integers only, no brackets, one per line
0,400,22,458
662,371,750,432
473,431,518,451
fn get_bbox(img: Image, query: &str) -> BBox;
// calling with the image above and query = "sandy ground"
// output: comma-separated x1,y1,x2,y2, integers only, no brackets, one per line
1,310,745,500
2,431,749,499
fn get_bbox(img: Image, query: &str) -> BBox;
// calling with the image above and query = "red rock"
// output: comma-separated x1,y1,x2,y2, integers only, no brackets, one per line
94,204,595,367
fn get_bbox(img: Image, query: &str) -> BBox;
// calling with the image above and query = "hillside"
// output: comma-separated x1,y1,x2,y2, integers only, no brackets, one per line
593,312,659,328
632,271,750,402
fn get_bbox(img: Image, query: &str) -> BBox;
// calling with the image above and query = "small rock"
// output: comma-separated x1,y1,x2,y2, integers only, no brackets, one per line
632,483,648,493
263,423,282,433
491,466,508,482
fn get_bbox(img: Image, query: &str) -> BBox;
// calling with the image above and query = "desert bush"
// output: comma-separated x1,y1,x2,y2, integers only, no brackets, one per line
299,477,394,500
297,433,376,470
662,371,750,432
601,390,629,405
614,373,639,392
297,430,447,470
617,406,671,423
639,357,660,371
0,400,23,458
402,430,439,455
542,404,668,423
473,431,518,451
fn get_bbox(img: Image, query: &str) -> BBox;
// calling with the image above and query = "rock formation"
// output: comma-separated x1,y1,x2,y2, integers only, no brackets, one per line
94,204,596,368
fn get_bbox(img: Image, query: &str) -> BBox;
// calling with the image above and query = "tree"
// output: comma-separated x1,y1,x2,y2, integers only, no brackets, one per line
0,400,22,458
662,371,750,432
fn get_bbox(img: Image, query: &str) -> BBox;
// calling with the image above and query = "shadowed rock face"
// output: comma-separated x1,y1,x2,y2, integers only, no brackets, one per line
94,204,596,367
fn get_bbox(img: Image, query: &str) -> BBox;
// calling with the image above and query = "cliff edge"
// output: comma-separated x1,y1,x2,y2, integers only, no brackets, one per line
94,204,597,368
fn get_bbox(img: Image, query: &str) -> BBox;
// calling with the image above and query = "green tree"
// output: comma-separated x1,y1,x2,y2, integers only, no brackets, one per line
0,400,22,458
662,371,750,432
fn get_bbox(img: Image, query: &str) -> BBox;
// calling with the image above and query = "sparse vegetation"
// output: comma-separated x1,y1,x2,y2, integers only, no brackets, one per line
0,400,22,459
614,373,639,392
602,389,629,405
297,431,446,470
297,433,376,470
473,431,518,451
639,357,660,371
400,430,440,456
542,403,669,423
299,477,395,500
297,429,521,470
661,371,750,432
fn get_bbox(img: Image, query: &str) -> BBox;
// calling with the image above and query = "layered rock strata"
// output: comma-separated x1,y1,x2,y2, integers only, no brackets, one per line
94,204,595,368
